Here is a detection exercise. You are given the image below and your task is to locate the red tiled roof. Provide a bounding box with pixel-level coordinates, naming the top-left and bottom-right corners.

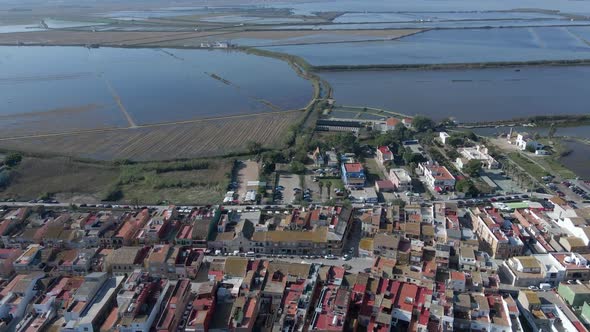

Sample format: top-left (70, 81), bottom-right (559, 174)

top-left (344, 163), bottom-right (363, 173)
top-left (396, 283), bottom-right (418, 313)
top-left (451, 271), bottom-right (465, 281)
top-left (378, 146), bottom-right (392, 154)
top-left (386, 118), bottom-right (401, 126)
top-left (426, 165), bottom-right (455, 181)
top-left (376, 180), bottom-right (395, 189)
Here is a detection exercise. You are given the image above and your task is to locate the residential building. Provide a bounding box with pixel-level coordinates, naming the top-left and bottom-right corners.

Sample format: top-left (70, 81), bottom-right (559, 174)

top-left (517, 290), bottom-right (584, 332)
top-left (113, 209), bottom-right (151, 247)
top-left (348, 187), bottom-right (378, 204)
top-left (553, 253), bottom-right (590, 282)
top-left (375, 180), bottom-right (396, 193)
top-left (312, 147), bottom-right (325, 167)
top-left (156, 279), bottom-right (192, 332)
top-left (13, 244), bottom-right (43, 274)
top-left (63, 272), bottom-right (124, 332)
top-left (326, 151), bottom-right (339, 167)
top-left (389, 168), bottom-right (412, 192)
top-left (341, 162), bottom-right (366, 189)
top-left (439, 132), bottom-right (450, 145)
top-left (456, 145), bottom-right (500, 169)
top-left (310, 266), bottom-right (349, 331)
top-left (104, 246), bottom-right (150, 276)
top-left (501, 254), bottom-right (565, 287)
top-left (470, 207), bottom-right (524, 259)
top-left (384, 117), bottom-right (400, 132)
top-left (419, 163), bottom-right (456, 192)
top-left (376, 146), bottom-right (393, 165)
top-left (115, 271), bottom-right (170, 332)
top-left (146, 244), bottom-right (174, 278)
top-left (185, 282), bottom-right (216, 332)
top-left (360, 207), bottom-right (383, 237)
top-left (0, 248), bottom-right (22, 278)
top-left (0, 272), bottom-right (44, 326)
top-left (515, 133), bottom-right (544, 151)
top-left (558, 281), bottom-right (590, 308)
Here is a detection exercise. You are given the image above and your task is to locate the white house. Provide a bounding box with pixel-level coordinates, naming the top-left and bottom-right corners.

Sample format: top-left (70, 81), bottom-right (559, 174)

top-left (456, 145), bottom-right (499, 169)
top-left (439, 132), bottom-right (450, 145)
top-left (516, 133), bottom-right (544, 151)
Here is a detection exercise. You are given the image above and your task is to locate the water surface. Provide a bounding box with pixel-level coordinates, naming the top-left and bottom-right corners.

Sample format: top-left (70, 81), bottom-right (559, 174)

top-left (262, 27), bottom-right (590, 66)
top-left (560, 140), bottom-right (590, 179)
top-left (321, 66), bottom-right (590, 122)
top-left (0, 46), bottom-right (312, 135)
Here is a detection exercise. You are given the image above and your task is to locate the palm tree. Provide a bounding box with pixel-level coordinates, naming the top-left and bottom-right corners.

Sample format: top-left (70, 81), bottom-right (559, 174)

top-left (318, 181), bottom-right (324, 198)
top-left (326, 181), bottom-right (332, 198)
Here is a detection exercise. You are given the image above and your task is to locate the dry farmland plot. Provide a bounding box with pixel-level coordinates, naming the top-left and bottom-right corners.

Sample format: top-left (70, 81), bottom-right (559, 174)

top-left (0, 111), bottom-right (304, 161)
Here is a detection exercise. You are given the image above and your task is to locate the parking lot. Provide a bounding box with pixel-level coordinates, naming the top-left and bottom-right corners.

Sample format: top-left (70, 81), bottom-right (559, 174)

top-left (276, 173), bottom-right (301, 204)
top-left (236, 160), bottom-right (260, 202)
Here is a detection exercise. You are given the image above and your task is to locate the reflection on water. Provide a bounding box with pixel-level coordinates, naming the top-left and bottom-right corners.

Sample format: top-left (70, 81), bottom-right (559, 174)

top-left (560, 140), bottom-right (590, 179)
top-left (263, 27), bottom-right (590, 66)
top-left (322, 66), bottom-right (590, 122)
top-left (0, 46), bottom-right (312, 131)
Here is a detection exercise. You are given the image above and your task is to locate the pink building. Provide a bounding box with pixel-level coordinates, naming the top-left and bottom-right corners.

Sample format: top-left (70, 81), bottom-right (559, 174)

top-left (376, 146), bottom-right (394, 165)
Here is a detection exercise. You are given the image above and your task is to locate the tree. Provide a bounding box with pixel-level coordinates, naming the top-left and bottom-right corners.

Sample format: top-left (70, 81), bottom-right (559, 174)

top-left (525, 145), bottom-right (536, 153)
top-left (326, 181), bottom-right (332, 197)
top-left (290, 161), bottom-right (306, 174)
top-left (246, 141), bottom-right (262, 155)
top-left (463, 160), bottom-right (482, 177)
top-left (447, 149), bottom-right (460, 160)
top-left (412, 116), bottom-right (435, 133)
top-left (447, 136), bottom-right (464, 148)
top-left (327, 132), bottom-right (359, 153)
top-left (4, 152), bottom-right (22, 167)
top-left (456, 179), bottom-right (480, 197)
top-left (465, 131), bottom-right (478, 142)
top-left (318, 181), bottom-right (324, 198)
top-left (403, 151), bottom-right (426, 164)
top-left (374, 134), bottom-right (394, 148)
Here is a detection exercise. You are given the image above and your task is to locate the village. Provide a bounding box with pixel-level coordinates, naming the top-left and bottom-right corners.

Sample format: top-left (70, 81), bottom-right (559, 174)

top-left (0, 112), bottom-right (589, 332)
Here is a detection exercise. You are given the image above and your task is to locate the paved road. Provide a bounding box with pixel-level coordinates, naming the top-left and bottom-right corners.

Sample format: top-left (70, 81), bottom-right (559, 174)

top-left (205, 255), bottom-right (373, 274)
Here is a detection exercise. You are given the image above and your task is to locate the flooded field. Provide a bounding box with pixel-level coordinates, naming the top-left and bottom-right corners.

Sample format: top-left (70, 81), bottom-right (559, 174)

top-left (560, 140), bottom-right (590, 179)
top-left (0, 46), bottom-right (312, 136)
top-left (333, 11), bottom-right (567, 23)
top-left (262, 27), bottom-right (590, 66)
top-left (273, 0), bottom-right (590, 15)
top-left (322, 66), bottom-right (590, 122)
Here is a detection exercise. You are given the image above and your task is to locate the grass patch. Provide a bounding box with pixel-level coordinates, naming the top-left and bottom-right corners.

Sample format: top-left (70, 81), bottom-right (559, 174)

top-left (508, 152), bottom-right (548, 179)
top-left (115, 159), bottom-right (231, 205)
top-left (541, 157), bottom-right (577, 179)
top-left (0, 156), bottom-right (119, 202)
top-left (0, 156), bottom-right (232, 205)
top-left (364, 158), bottom-right (384, 185)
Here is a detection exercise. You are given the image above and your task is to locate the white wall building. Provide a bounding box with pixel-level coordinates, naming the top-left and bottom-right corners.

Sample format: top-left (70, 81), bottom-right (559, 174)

top-left (456, 145), bottom-right (500, 169)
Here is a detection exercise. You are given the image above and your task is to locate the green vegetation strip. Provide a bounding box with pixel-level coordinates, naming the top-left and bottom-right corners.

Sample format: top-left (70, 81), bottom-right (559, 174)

top-left (507, 152), bottom-right (548, 179)
top-left (312, 58), bottom-right (590, 72)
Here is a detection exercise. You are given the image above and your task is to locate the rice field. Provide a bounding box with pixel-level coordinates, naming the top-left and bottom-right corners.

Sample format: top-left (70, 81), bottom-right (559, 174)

top-left (0, 111), bottom-right (304, 161)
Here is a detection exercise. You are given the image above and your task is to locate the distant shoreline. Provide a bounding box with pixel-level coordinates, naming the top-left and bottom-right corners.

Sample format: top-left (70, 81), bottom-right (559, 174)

top-left (311, 58), bottom-right (590, 72)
